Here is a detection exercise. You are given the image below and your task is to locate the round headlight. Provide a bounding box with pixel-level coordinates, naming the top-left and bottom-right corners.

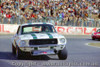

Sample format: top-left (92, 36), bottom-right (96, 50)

top-left (20, 40), bottom-right (26, 46)
top-left (60, 38), bottom-right (65, 43)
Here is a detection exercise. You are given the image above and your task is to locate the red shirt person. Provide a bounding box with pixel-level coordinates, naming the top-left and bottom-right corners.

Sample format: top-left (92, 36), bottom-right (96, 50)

top-left (6, 13), bottom-right (11, 19)
top-left (6, 13), bottom-right (12, 24)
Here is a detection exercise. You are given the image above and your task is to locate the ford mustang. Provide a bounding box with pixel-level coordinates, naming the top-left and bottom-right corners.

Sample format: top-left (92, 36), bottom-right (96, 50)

top-left (12, 23), bottom-right (67, 60)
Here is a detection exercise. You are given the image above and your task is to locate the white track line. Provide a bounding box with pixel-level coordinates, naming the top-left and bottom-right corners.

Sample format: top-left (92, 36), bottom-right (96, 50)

top-left (85, 43), bottom-right (100, 48)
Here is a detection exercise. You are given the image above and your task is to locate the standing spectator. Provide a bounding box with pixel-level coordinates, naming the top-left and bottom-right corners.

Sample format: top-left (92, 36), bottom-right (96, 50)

top-left (6, 12), bottom-right (11, 24)
top-left (50, 8), bottom-right (53, 16)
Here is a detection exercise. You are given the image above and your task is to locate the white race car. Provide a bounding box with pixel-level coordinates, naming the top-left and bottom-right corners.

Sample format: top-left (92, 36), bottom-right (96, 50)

top-left (12, 23), bottom-right (67, 60)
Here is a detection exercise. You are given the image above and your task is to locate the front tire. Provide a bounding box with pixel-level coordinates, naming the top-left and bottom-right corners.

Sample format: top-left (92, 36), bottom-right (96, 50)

top-left (92, 37), bottom-right (95, 40)
top-left (58, 46), bottom-right (68, 60)
top-left (98, 39), bottom-right (100, 41)
top-left (12, 44), bottom-right (16, 54)
top-left (16, 46), bottom-right (23, 59)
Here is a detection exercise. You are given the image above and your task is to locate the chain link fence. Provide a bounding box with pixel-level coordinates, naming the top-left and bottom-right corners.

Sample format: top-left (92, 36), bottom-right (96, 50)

top-left (0, 15), bottom-right (100, 27)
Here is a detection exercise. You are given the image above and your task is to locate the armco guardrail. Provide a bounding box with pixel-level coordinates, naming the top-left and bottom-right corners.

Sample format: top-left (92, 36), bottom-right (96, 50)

top-left (0, 24), bottom-right (99, 35)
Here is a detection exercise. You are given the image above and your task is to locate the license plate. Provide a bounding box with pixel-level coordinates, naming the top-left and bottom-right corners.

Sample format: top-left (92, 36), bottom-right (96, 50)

top-left (33, 50), bottom-right (55, 55)
top-left (39, 46), bottom-right (48, 48)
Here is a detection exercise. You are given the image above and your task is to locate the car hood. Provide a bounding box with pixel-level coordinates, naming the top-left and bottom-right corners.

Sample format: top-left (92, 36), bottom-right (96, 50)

top-left (19, 33), bottom-right (65, 40)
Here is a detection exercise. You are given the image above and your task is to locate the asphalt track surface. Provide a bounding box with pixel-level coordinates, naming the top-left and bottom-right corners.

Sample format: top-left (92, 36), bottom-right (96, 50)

top-left (0, 35), bottom-right (100, 67)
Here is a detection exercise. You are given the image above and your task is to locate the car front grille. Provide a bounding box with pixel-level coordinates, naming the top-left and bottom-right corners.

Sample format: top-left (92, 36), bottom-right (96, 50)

top-left (29, 39), bottom-right (58, 45)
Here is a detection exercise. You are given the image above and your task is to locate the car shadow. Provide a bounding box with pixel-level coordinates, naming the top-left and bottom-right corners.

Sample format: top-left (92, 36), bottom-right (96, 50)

top-left (0, 51), bottom-right (58, 60)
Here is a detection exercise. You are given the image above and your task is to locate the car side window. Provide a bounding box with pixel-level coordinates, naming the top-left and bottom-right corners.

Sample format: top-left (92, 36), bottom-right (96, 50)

top-left (16, 26), bottom-right (20, 34)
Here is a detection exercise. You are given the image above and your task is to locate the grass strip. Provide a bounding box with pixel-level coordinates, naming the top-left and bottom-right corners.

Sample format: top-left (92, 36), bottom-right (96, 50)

top-left (88, 43), bottom-right (100, 47)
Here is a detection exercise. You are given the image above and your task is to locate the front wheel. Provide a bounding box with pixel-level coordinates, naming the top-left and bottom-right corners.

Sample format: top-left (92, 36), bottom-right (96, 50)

top-left (12, 44), bottom-right (16, 54)
top-left (58, 46), bottom-right (68, 60)
top-left (98, 39), bottom-right (100, 41)
top-left (92, 37), bottom-right (95, 40)
top-left (16, 46), bottom-right (23, 59)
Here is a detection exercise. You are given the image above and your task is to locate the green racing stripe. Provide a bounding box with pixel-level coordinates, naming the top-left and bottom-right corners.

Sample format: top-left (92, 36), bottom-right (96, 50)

top-left (47, 33), bottom-right (53, 39)
top-left (31, 33), bottom-right (37, 39)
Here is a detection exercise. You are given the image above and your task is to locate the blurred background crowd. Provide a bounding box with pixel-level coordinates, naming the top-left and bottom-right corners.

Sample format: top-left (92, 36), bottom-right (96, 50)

top-left (0, 0), bottom-right (100, 27)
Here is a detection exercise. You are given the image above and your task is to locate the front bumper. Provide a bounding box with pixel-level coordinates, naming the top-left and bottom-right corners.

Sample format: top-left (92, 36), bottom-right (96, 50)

top-left (19, 44), bottom-right (66, 52)
top-left (92, 35), bottom-right (100, 39)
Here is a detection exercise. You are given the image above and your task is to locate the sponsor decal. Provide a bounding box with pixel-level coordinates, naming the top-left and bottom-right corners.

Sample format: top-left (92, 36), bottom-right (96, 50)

top-left (84, 27), bottom-right (97, 35)
top-left (56, 27), bottom-right (65, 33)
top-left (0, 24), bottom-right (99, 35)
top-left (55, 26), bottom-right (98, 35)
top-left (66, 27), bottom-right (83, 34)
top-left (56, 26), bottom-right (83, 34)
top-left (0, 24), bottom-right (18, 33)
top-left (23, 27), bottom-right (32, 32)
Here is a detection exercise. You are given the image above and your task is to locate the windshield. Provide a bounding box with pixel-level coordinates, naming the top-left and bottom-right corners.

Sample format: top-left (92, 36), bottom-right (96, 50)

top-left (21, 24), bottom-right (57, 34)
top-left (97, 29), bottom-right (100, 32)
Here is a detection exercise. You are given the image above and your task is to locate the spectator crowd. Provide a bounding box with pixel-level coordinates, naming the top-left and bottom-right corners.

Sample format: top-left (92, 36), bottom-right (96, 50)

top-left (0, 0), bottom-right (100, 26)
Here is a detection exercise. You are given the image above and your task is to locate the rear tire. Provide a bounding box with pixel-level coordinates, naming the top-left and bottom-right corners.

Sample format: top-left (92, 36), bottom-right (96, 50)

top-left (12, 44), bottom-right (16, 54)
top-left (58, 46), bottom-right (68, 60)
